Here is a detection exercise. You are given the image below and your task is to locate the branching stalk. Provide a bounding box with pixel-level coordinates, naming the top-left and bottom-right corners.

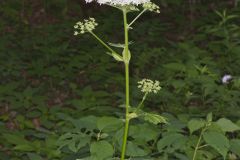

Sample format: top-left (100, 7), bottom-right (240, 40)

top-left (89, 31), bottom-right (119, 56)
top-left (192, 128), bottom-right (205, 160)
top-left (128, 9), bottom-right (147, 28)
top-left (135, 92), bottom-right (148, 112)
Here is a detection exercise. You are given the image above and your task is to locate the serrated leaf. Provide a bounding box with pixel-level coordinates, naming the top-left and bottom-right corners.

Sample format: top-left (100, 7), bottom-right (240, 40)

top-left (216, 118), bottom-right (240, 132)
top-left (126, 141), bottom-right (148, 157)
top-left (157, 133), bottom-right (187, 153)
top-left (57, 132), bottom-right (90, 153)
top-left (143, 112), bottom-right (167, 125)
top-left (90, 141), bottom-right (114, 160)
top-left (188, 119), bottom-right (205, 134)
top-left (97, 116), bottom-right (122, 132)
top-left (203, 131), bottom-right (230, 159)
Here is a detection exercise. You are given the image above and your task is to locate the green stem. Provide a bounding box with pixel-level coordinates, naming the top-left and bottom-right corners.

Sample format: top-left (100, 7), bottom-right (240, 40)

top-left (192, 128), bottom-right (205, 160)
top-left (135, 93), bottom-right (148, 112)
top-left (128, 9), bottom-right (147, 28)
top-left (89, 31), bottom-right (118, 56)
top-left (121, 9), bottom-right (130, 160)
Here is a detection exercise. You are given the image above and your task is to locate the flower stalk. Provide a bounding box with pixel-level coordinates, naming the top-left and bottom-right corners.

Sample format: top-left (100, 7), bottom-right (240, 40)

top-left (121, 8), bottom-right (130, 160)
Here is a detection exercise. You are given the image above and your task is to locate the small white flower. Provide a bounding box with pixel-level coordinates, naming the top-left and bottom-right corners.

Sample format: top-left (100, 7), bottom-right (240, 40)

top-left (222, 75), bottom-right (232, 84)
top-left (74, 18), bottom-right (98, 35)
top-left (143, 2), bottom-right (160, 13)
top-left (85, 0), bottom-right (150, 6)
top-left (138, 79), bottom-right (161, 94)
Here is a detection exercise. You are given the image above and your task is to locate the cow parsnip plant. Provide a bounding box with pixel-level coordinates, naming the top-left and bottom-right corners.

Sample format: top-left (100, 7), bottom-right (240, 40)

top-left (74, 0), bottom-right (165, 159)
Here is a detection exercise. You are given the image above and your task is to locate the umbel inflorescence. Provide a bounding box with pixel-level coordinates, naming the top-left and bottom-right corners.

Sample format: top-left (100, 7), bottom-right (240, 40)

top-left (74, 18), bottom-right (98, 35)
top-left (138, 79), bottom-right (161, 94)
top-left (85, 0), bottom-right (150, 5)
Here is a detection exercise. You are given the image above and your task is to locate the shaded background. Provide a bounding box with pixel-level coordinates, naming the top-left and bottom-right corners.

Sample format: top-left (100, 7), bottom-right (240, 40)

top-left (0, 0), bottom-right (240, 159)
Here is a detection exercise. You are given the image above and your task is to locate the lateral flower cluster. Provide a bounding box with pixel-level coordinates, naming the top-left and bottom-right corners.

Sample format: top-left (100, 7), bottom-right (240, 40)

top-left (74, 18), bottom-right (98, 35)
top-left (85, 0), bottom-right (150, 5)
top-left (143, 2), bottom-right (160, 13)
top-left (138, 79), bottom-right (161, 94)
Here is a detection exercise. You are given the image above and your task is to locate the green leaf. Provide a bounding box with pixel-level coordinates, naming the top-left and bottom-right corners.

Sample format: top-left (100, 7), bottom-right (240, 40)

top-left (90, 141), bottom-right (114, 160)
top-left (187, 119), bottom-right (205, 134)
top-left (57, 132), bottom-right (90, 153)
top-left (108, 41), bottom-right (133, 48)
top-left (216, 118), bottom-right (240, 132)
top-left (13, 145), bottom-right (35, 152)
top-left (112, 53), bottom-right (123, 62)
top-left (157, 133), bottom-right (187, 153)
top-left (203, 131), bottom-right (230, 159)
top-left (108, 42), bottom-right (125, 48)
top-left (126, 141), bottom-right (148, 157)
top-left (230, 139), bottom-right (240, 157)
top-left (206, 112), bottom-right (213, 122)
top-left (27, 153), bottom-right (43, 160)
top-left (142, 112), bottom-right (167, 125)
top-left (97, 116), bottom-right (122, 132)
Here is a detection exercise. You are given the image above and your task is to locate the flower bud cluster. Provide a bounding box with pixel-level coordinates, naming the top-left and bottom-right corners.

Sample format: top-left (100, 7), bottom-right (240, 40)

top-left (74, 18), bottom-right (98, 35)
top-left (138, 79), bottom-right (161, 94)
top-left (143, 2), bottom-right (160, 13)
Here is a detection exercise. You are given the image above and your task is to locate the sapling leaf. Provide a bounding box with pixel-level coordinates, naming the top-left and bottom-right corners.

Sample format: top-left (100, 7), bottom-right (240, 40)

top-left (97, 116), bottom-right (122, 132)
top-left (203, 131), bottom-right (230, 159)
top-left (216, 118), bottom-right (240, 132)
top-left (188, 119), bottom-right (205, 134)
top-left (90, 141), bottom-right (114, 160)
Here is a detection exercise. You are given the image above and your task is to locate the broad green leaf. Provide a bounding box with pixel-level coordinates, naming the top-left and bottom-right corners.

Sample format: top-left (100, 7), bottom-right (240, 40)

top-left (143, 112), bottom-right (167, 125)
top-left (13, 144), bottom-right (35, 152)
top-left (97, 116), bottom-right (122, 132)
top-left (203, 131), bottom-right (230, 159)
top-left (188, 119), bottom-right (205, 134)
top-left (230, 139), bottom-right (240, 157)
top-left (216, 118), bottom-right (240, 132)
top-left (57, 132), bottom-right (90, 153)
top-left (126, 141), bottom-right (148, 157)
top-left (129, 123), bottom-right (159, 142)
top-left (27, 153), bottom-right (43, 160)
top-left (3, 134), bottom-right (28, 145)
top-left (157, 133), bottom-right (187, 153)
top-left (90, 141), bottom-right (114, 160)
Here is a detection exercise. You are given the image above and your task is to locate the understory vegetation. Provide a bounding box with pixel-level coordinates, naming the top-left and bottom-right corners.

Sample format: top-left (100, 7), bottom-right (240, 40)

top-left (0, 0), bottom-right (240, 160)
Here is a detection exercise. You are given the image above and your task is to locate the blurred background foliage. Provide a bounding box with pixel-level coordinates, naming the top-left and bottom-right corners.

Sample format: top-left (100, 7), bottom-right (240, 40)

top-left (0, 0), bottom-right (240, 159)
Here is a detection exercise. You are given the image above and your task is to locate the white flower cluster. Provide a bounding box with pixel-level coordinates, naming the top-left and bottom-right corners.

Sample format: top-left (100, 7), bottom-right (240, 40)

top-left (143, 2), bottom-right (160, 13)
top-left (85, 0), bottom-right (150, 6)
top-left (138, 79), bottom-right (161, 94)
top-left (74, 18), bottom-right (98, 35)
